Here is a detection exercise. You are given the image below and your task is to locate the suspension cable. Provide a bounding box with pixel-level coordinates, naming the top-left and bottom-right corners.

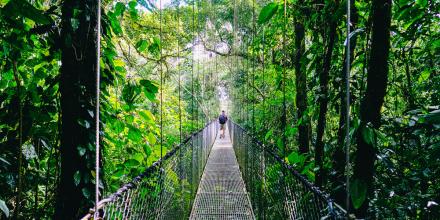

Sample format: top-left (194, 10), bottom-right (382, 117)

top-left (192, 0), bottom-right (195, 130)
top-left (196, 58), bottom-right (199, 127)
top-left (252, 0), bottom-right (256, 134)
top-left (158, 0), bottom-right (164, 214)
top-left (282, 0), bottom-right (287, 155)
top-left (176, 2), bottom-right (184, 214)
top-left (345, 0), bottom-right (351, 216)
top-left (159, 0), bottom-right (163, 163)
top-left (196, 0), bottom-right (200, 128)
top-left (177, 1), bottom-right (182, 143)
top-left (94, 0), bottom-right (101, 218)
top-left (262, 26), bottom-right (266, 128)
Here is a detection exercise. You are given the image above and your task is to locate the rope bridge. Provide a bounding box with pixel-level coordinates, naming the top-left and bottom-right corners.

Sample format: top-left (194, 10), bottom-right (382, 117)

top-left (82, 120), bottom-right (345, 219)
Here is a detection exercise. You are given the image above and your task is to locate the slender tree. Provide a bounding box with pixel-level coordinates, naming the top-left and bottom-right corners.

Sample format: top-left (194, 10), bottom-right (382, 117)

top-left (293, 3), bottom-right (309, 154)
top-left (55, 0), bottom-right (99, 218)
top-left (315, 2), bottom-right (338, 187)
top-left (352, 0), bottom-right (392, 217)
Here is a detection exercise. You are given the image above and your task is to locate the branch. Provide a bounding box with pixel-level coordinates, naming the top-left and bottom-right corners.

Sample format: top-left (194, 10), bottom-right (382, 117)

top-left (247, 80), bottom-right (267, 100)
top-left (172, 74), bottom-right (210, 119)
top-left (198, 31), bottom-right (250, 58)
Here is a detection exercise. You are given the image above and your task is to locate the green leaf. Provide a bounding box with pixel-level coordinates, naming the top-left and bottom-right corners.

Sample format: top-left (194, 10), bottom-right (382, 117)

top-left (114, 2), bottom-right (126, 16)
top-left (421, 110), bottom-right (440, 125)
top-left (287, 151), bottom-right (300, 164)
top-left (416, 0), bottom-right (428, 7)
top-left (140, 79), bottom-right (158, 101)
top-left (418, 69), bottom-right (430, 83)
top-left (128, 1), bottom-right (137, 10)
top-left (133, 153), bottom-right (144, 163)
top-left (0, 157), bottom-right (10, 166)
top-left (0, 199), bottom-right (9, 217)
top-left (113, 169), bottom-right (125, 178)
top-left (398, 0), bottom-right (410, 5)
top-left (0, 0), bottom-right (10, 7)
top-left (146, 132), bottom-right (156, 145)
top-left (350, 178), bottom-right (367, 209)
top-left (397, 7), bottom-right (411, 20)
top-left (430, 39), bottom-right (440, 50)
top-left (124, 159), bottom-right (140, 167)
top-left (276, 138), bottom-right (283, 151)
top-left (136, 40), bottom-right (148, 52)
top-left (78, 119), bottom-right (91, 129)
top-left (74, 171), bottom-right (81, 186)
top-left (148, 37), bottom-right (161, 56)
top-left (139, 110), bottom-right (154, 121)
top-left (125, 115), bottom-right (134, 124)
top-left (109, 15), bottom-right (122, 34)
top-left (258, 3), bottom-right (278, 24)
top-left (113, 119), bottom-right (124, 133)
top-left (128, 126), bottom-right (142, 142)
top-left (77, 146), bottom-right (86, 156)
top-left (286, 126), bottom-right (298, 136)
top-left (3, 0), bottom-right (53, 24)
top-left (403, 13), bottom-right (423, 30)
top-left (264, 129), bottom-right (273, 141)
top-left (114, 59), bottom-right (125, 67)
top-left (143, 144), bottom-right (152, 155)
top-left (128, 0), bottom-right (138, 18)
top-left (82, 188), bottom-right (91, 199)
top-left (361, 124), bottom-right (375, 146)
top-left (70, 18), bottom-right (79, 30)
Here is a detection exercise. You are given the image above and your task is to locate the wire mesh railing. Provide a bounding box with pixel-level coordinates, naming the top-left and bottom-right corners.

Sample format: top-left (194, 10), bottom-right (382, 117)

top-left (228, 121), bottom-right (346, 220)
top-left (82, 121), bottom-right (217, 220)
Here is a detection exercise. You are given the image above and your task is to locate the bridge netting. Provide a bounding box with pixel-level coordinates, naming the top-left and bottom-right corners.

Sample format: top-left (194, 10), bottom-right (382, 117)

top-left (83, 120), bottom-right (345, 219)
top-left (229, 122), bottom-right (346, 219)
top-left (82, 122), bottom-right (217, 220)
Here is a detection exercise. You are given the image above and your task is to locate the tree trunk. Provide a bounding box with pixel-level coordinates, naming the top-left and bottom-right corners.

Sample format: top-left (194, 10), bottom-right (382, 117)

top-left (294, 17), bottom-right (309, 154)
top-left (353, 0), bottom-right (392, 217)
top-left (315, 12), bottom-right (337, 187)
top-left (55, 0), bottom-right (99, 218)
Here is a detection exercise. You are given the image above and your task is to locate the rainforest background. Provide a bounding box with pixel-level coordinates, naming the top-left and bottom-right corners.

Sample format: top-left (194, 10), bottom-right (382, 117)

top-left (0, 0), bottom-right (439, 218)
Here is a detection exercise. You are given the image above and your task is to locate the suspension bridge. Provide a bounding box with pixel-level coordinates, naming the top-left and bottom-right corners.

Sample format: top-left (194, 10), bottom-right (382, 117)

top-left (82, 0), bottom-right (351, 218)
top-left (81, 120), bottom-right (346, 219)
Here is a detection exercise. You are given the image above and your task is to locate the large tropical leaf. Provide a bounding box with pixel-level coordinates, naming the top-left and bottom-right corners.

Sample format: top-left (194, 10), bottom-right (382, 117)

top-left (258, 2), bottom-right (278, 24)
top-left (3, 0), bottom-right (53, 25)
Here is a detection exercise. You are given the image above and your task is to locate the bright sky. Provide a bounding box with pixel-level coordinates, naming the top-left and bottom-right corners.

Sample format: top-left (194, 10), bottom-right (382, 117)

top-left (151, 0), bottom-right (172, 9)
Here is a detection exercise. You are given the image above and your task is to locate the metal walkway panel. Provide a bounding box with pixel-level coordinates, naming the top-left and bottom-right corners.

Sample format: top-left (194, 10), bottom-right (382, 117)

top-left (190, 128), bottom-right (255, 220)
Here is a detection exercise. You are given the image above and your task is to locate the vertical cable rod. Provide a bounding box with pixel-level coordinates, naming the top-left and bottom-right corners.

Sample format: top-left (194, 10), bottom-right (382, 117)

top-left (191, 0), bottom-right (196, 130)
top-left (262, 26), bottom-right (266, 127)
top-left (158, 0), bottom-right (165, 216)
top-left (252, 0), bottom-right (256, 134)
top-left (345, 0), bottom-right (351, 216)
top-left (177, 1), bottom-right (182, 143)
top-left (159, 0), bottom-right (163, 162)
top-left (94, 0), bottom-right (101, 218)
top-left (196, 0), bottom-right (200, 129)
top-left (282, 0), bottom-right (287, 155)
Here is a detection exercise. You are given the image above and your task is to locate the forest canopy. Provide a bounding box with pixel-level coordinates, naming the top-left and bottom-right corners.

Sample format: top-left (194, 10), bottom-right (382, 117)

top-left (0, 0), bottom-right (439, 219)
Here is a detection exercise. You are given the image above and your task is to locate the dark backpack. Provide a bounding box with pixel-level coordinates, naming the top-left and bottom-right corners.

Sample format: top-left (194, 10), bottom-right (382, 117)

top-left (219, 115), bottom-right (227, 124)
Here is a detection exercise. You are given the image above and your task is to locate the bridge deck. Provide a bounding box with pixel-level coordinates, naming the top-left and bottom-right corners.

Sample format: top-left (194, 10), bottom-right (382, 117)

top-left (190, 127), bottom-right (255, 220)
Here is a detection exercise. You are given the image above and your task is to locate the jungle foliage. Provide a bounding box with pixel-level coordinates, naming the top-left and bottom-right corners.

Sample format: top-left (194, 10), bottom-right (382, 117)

top-left (222, 0), bottom-right (439, 218)
top-left (0, 0), bottom-right (439, 219)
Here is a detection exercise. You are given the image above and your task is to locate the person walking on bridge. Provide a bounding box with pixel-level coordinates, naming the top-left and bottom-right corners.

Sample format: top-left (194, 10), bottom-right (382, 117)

top-left (218, 110), bottom-right (228, 139)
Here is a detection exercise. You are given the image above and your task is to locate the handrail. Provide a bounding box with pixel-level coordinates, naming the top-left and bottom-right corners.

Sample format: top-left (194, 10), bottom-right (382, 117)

top-left (82, 120), bottom-right (217, 219)
top-left (229, 120), bottom-right (346, 219)
top-left (233, 122), bottom-right (334, 202)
